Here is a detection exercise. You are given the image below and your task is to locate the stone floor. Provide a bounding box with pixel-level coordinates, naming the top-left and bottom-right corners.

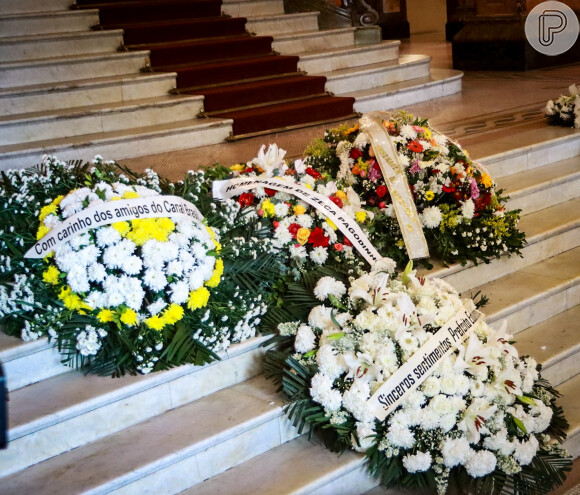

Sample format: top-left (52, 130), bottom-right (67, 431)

top-left (120, 31), bottom-right (580, 181)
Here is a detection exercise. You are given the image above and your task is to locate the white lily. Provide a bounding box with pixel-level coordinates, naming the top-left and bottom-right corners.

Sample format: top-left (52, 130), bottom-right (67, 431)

top-left (459, 397), bottom-right (497, 443)
top-left (251, 144), bottom-right (287, 177)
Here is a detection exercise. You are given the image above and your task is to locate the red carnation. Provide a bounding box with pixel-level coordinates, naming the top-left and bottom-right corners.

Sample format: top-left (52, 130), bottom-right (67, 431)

top-left (350, 148), bottom-right (363, 160)
top-left (408, 140), bottom-right (424, 153)
top-left (273, 221), bottom-right (279, 229)
top-left (329, 195), bottom-right (343, 208)
top-left (305, 167), bottom-right (322, 180)
top-left (442, 185), bottom-right (456, 194)
top-left (264, 188), bottom-right (277, 197)
top-left (243, 167), bottom-right (254, 174)
top-left (308, 227), bottom-right (330, 248)
top-left (376, 185), bottom-right (388, 198)
top-left (288, 223), bottom-right (301, 238)
top-left (343, 236), bottom-right (353, 247)
top-left (238, 192), bottom-right (255, 207)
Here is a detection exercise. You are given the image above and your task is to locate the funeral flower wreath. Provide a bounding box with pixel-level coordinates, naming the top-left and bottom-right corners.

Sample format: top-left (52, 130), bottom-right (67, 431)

top-left (0, 156), bottom-right (282, 376)
top-left (264, 262), bottom-right (571, 494)
top-left (545, 84), bottom-right (580, 129)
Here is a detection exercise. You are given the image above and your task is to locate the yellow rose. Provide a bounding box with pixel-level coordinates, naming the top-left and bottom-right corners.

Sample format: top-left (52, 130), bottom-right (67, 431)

top-left (335, 190), bottom-right (347, 201)
top-left (293, 204), bottom-right (306, 216)
top-left (296, 228), bottom-right (311, 245)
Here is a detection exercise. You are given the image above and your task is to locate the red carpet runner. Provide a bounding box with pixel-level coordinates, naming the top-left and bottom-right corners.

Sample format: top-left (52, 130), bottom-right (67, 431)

top-left (74, 0), bottom-right (356, 136)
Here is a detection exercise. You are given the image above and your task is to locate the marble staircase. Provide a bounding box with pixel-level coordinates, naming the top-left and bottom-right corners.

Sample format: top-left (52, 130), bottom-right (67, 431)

top-left (0, 0), bottom-right (461, 169)
top-left (0, 121), bottom-right (579, 493)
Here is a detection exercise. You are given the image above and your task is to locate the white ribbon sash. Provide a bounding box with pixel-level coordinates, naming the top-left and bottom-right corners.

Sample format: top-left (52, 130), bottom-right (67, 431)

top-left (366, 300), bottom-right (483, 421)
top-left (212, 177), bottom-right (384, 266)
top-left (26, 196), bottom-right (204, 259)
top-left (359, 112), bottom-right (429, 260)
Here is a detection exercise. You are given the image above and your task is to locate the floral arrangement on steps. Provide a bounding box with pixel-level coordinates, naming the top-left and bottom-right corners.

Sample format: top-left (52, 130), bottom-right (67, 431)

top-left (302, 111), bottom-right (526, 268)
top-left (545, 84), bottom-right (580, 129)
top-left (263, 262), bottom-right (571, 494)
top-left (0, 156), bottom-right (283, 377)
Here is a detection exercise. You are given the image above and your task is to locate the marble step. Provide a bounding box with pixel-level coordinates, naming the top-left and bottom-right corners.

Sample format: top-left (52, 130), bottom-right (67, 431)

top-left (0, 0), bottom-right (70, 15)
top-left (323, 54), bottom-right (431, 95)
top-left (272, 27), bottom-right (356, 55)
top-left (558, 373), bottom-right (580, 458)
top-left (298, 41), bottom-right (400, 74)
top-left (0, 332), bottom-right (68, 392)
top-left (183, 435), bottom-right (378, 495)
top-left (0, 336), bottom-right (268, 477)
top-left (0, 117), bottom-right (233, 170)
top-left (348, 68), bottom-right (463, 114)
top-left (0, 30), bottom-right (124, 62)
top-left (0, 9), bottom-right (99, 38)
top-left (465, 246), bottom-right (580, 335)
top-left (0, 95), bottom-right (204, 146)
top-left (496, 155), bottom-right (580, 214)
top-left (0, 50), bottom-right (149, 89)
top-left (0, 375), bottom-right (298, 495)
top-left (245, 12), bottom-right (320, 36)
top-left (221, 0), bottom-right (284, 17)
top-left (516, 306), bottom-right (580, 387)
top-left (474, 126), bottom-right (580, 179)
top-left (0, 72), bottom-right (177, 116)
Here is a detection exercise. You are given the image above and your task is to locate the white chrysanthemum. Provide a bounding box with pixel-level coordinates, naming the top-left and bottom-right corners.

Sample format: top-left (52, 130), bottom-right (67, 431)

top-left (289, 244), bottom-right (307, 259)
top-left (295, 324), bottom-right (317, 353)
top-left (274, 202), bottom-right (289, 217)
top-left (296, 214), bottom-right (313, 229)
top-left (465, 450), bottom-right (497, 477)
top-left (421, 376), bottom-right (441, 397)
top-left (122, 255), bottom-right (143, 276)
top-left (317, 344), bottom-right (347, 379)
top-left (442, 436), bottom-right (473, 468)
top-left (353, 422), bottom-right (376, 452)
top-left (313, 277), bottom-right (347, 301)
top-left (513, 436), bottom-right (539, 465)
top-left (148, 299), bottom-right (167, 316)
top-left (483, 428), bottom-right (515, 456)
top-left (461, 198), bottom-right (475, 220)
top-left (421, 206), bottom-right (442, 229)
top-left (310, 246), bottom-right (328, 265)
top-left (342, 379), bottom-right (373, 423)
top-left (310, 373), bottom-right (342, 411)
top-left (143, 268), bottom-right (167, 292)
top-left (386, 426), bottom-right (415, 449)
top-left (400, 124), bottom-right (418, 140)
top-left (169, 281), bottom-right (190, 305)
top-left (403, 451), bottom-right (432, 473)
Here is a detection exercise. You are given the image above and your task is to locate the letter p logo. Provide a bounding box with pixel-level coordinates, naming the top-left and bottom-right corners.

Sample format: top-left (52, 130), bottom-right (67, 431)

top-left (526, 1), bottom-right (579, 56)
top-left (539, 10), bottom-right (567, 46)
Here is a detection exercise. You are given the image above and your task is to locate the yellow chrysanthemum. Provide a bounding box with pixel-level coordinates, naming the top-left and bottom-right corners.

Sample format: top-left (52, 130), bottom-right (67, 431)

top-left (112, 221), bottom-right (130, 236)
top-left (120, 308), bottom-right (138, 326)
top-left (335, 190), bottom-right (347, 201)
top-left (260, 199), bottom-right (275, 217)
top-left (97, 309), bottom-right (115, 323)
top-left (187, 287), bottom-right (210, 310)
top-left (326, 218), bottom-right (337, 230)
top-left (478, 173), bottom-right (493, 188)
top-left (110, 196), bottom-right (122, 201)
top-left (304, 183), bottom-right (313, 190)
top-left (63, 293), bottom-right (86, 311)
top-left (42, 266), bottom-right (60, 285)
top-left (163, 303), bottom-right (184, 325)
top-left (39, 203), bottom-right (58, 222)
top-left (205, 258), bottom-right (224, 288)
top-left (206, 226), bottom-right (216, 239)
top-left (36, 225), bottom-right (50, 240)
top-left (156, 217), bottom-right (175, 233)
top-left (293, 205), bottom-right (306, 216)
top-left (230, 163), bottom-right (245, 172)
top-left (423, 128), bottom-right (432, 139)
top-left (145, 315), bottom-right (165, 331)
top-left (122, 191), bottom-right (140, 199)
top-left (58, 285), bottom-right (72, 300)
top-left (212, 239), bottom-right (222, 252)
top-left (355, 211), bottom-right (367, 223)
top-left (425, 191), bottom-right (435, 201)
